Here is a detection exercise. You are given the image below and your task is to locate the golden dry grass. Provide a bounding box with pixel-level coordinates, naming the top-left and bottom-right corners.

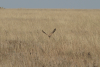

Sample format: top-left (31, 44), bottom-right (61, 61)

top-left (0, 9), bottom-right (100, 67)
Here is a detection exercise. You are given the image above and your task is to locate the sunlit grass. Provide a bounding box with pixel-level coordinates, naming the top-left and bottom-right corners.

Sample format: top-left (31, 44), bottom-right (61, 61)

top-left (0, 9), bottom-right (100, 67)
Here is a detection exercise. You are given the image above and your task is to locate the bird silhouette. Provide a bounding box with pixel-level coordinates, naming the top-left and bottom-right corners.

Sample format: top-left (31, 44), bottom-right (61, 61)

top-left (42, 28), bottom-right (56, 38)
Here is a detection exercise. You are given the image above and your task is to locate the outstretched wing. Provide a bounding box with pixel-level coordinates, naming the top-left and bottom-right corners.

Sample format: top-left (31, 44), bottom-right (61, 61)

top-left (42, 30), bottom-right (48, 35)
top-left (51, 28), bottom-right (56, 33)
top-left (49, 28), bottom-right (56, 37)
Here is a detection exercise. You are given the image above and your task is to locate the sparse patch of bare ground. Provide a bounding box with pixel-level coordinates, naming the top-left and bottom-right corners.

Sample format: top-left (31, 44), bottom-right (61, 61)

top-left (0, 9), bottom-right (100, 67)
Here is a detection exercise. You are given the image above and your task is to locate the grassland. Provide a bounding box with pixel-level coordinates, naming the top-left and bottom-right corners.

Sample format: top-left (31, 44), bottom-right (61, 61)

top-left (0, 9), bottom-right (100, 67)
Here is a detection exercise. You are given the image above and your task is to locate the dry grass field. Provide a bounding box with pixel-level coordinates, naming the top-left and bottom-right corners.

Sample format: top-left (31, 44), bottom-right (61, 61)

top-left (0, 9), bottom-right (100, 67)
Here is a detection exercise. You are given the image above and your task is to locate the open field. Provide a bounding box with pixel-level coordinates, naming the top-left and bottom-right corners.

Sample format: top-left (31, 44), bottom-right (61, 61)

top-left (0, 9), bottom-right (100, 67)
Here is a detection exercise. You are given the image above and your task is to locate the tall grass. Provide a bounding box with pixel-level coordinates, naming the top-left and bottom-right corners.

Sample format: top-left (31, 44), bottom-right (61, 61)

top-left (0, 9), bottom-right (100, 67)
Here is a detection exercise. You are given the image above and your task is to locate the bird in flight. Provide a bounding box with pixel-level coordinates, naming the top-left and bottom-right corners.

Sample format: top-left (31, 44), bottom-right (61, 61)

top-left (42, 28), bottom-right (56, 38)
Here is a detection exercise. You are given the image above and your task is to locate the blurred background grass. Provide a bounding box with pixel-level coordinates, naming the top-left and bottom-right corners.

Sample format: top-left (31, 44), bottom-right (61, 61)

top-left (0, 9), bottom-right (100, 67)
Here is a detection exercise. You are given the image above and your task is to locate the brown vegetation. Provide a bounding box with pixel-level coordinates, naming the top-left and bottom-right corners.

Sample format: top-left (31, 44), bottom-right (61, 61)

top-left (0, 9), bottom-right (100, 67)
top-left (0, 7), bottom-right (5, 9)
